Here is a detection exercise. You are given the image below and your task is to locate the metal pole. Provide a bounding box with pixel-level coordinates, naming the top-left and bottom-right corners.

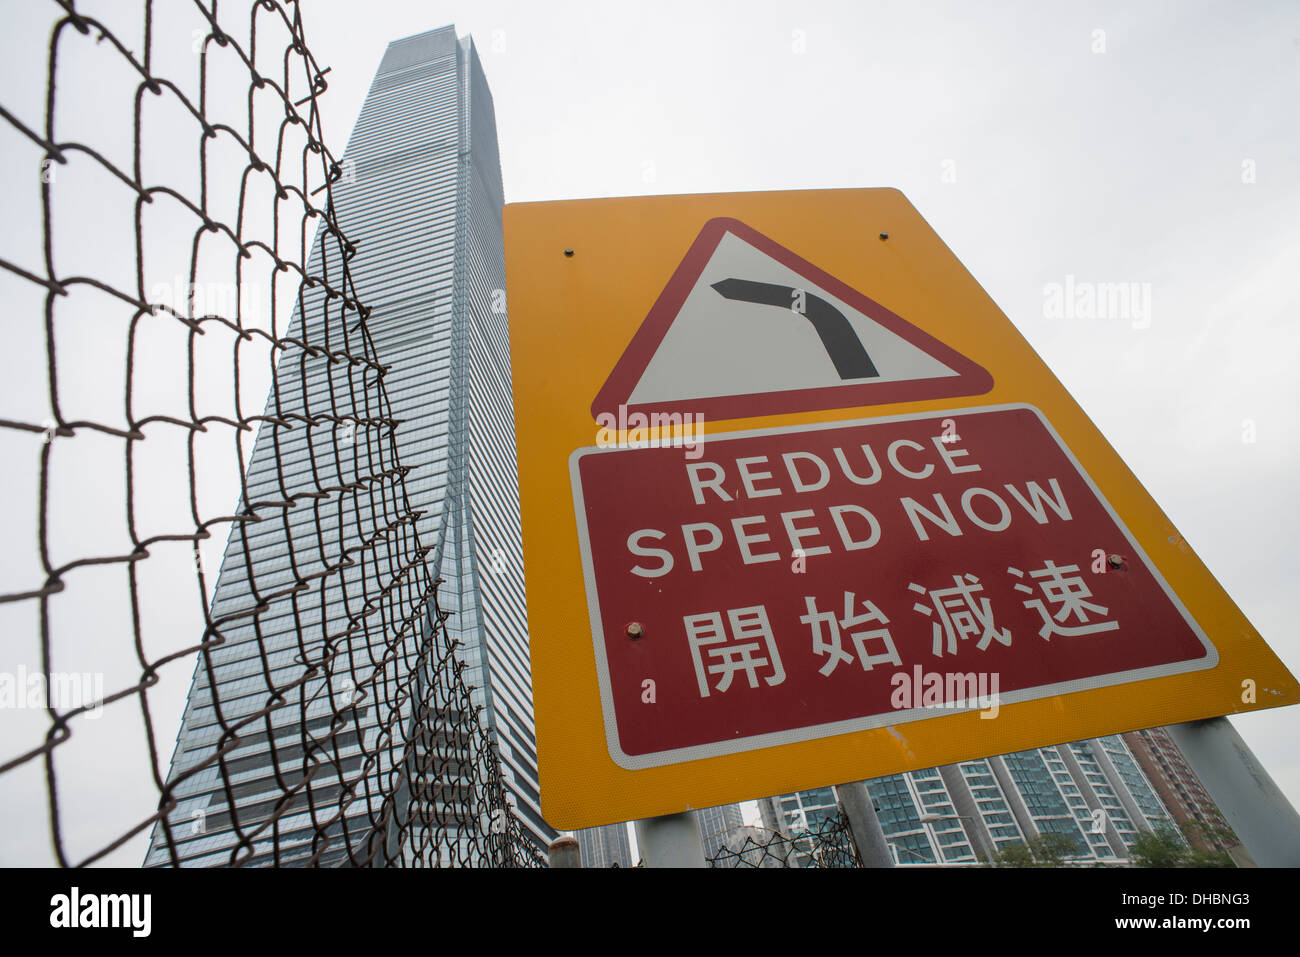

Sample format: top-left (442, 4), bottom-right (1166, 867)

top-left (548, 835), bottom-right (582, 868)
top-left (837, 780), bottom-right (895, 867)
top-left (634, 812), bottom-right (707, 868)
top-left (1166, 716), bottom-right (1300, 867)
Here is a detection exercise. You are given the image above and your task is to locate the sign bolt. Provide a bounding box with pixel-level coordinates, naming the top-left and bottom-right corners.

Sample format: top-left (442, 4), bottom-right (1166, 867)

top-left (625, 621), bottom-right (645, 640)
top-left (879, 232), bottom-right (889, 240)
top-left (564, 248), bottom-right (574, 257)
top-left (1107, 553), bottom-right (1128, 570)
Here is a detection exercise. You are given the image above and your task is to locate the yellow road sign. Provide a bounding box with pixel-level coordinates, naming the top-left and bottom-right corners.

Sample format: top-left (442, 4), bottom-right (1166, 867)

top-left (504, 187), bottom-right (1298, 830)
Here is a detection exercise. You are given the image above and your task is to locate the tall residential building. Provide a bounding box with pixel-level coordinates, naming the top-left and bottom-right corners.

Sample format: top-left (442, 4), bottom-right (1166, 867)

top-left (1122, 728), bottom-right (1241, 855)
top-left (760, 733), bottom-right (1181, 866)
top-left (575, 823), bottom-right (635, 868)
top-left (145, 26), bottom-right (552, 865)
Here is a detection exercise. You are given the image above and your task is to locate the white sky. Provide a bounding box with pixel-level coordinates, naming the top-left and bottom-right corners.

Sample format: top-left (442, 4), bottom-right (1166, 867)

top-left (303, 0), bottom-right (1300, 833)
top-left (1, 0), bottom-right (1297, 864)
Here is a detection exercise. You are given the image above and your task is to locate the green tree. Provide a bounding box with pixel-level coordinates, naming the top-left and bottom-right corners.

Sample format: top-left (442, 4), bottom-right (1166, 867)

top-left (983, 841), bottom-right (1035, 867)
top-left (1129, 826), bottom-right (1234, 868)
top-left (1181, 818), bottom-right (1240, 853)
top-left (1128, 827), bottom-right (1186, 867)
top-left (1183, 847), bottom-right (1235, 868)
top-left (983, 832), bottom-right (1082, 867)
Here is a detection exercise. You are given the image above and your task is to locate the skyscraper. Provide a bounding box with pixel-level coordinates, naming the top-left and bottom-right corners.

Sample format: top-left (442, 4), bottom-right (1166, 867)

top-left (574, 822), bottom-right (635, 868)
top-left (694, 803), bottom-right (745, 861)
top-left (145, 25), bottom-right (552, 865)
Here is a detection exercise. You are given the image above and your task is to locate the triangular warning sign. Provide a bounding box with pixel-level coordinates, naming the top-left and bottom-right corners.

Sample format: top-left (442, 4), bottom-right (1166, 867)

top-left (592, 217), bottom-right (993, 422)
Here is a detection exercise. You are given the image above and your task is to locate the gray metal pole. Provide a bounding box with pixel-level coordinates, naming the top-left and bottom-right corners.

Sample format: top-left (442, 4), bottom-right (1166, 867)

top-left (548, 835), bottom-right (582, 868)
top-left (837, 780), bottom-right (895, 867)
top-left (634, 812), bottom-right (707, 868)
top-left (1166, 716), bottom-right (1300, 867)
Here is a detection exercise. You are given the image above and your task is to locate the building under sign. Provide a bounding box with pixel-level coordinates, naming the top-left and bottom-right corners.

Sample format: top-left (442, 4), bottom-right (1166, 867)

top-left (759, 733), bottom-right (1184, 866)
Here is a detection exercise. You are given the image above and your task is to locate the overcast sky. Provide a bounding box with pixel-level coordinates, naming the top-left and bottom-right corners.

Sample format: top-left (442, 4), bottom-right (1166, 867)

top-left (300, 0), bottom-right (1300, 834)
top-left (1, 0), bottom-right (1297, 864)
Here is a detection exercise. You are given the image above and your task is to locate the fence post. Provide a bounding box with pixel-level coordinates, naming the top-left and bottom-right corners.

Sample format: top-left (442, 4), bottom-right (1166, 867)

top-left (837, 780), bottom-right (895, 867)
top-left (548, 835), bottom-right (582, 868)
top-left (634, 812), bottom-right (707, 867)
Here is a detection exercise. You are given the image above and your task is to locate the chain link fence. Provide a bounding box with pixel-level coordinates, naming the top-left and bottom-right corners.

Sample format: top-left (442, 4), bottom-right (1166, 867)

top-left (0, 0), bottom-right (541, 867)
top-left (704, 816), bottom-right (861, 868)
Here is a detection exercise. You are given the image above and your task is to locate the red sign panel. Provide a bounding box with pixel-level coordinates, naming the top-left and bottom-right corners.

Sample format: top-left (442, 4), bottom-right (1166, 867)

top-left (570, 404), bottom-right (1216, 769)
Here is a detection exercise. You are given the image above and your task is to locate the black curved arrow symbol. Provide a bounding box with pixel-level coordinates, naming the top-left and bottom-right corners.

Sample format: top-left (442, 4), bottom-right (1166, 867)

top-left (710, 278), bottom-right (880, 380)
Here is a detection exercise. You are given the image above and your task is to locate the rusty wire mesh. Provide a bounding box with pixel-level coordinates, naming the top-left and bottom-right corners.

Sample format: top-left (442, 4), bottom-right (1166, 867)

top-left (0, 0), bottom-right (542, 867)
top-left (705, 816), bottom-right (861, 869)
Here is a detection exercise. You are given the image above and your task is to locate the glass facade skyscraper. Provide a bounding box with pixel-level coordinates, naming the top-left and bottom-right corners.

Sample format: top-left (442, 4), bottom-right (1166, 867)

top-left (145, 26), bottom-right (552, 865)
top-left (574, 822), bottom-right (635, 868)
top-left (694, 803), bottom-right (745, 861)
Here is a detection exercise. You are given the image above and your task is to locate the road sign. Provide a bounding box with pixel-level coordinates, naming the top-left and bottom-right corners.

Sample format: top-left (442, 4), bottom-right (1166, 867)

top-left (504, 187), bottom-right (1299, 830)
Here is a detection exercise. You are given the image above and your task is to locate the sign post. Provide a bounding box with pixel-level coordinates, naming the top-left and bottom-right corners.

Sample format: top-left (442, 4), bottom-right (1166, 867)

top-left (837, 781), bottom-right (894, 868)
top-left (633, 813), bottom-right (707, 869)
top-left (1166, 717), bottom-right (1300, 867)
top-left (505, 187), bottom-right (1299, 842)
